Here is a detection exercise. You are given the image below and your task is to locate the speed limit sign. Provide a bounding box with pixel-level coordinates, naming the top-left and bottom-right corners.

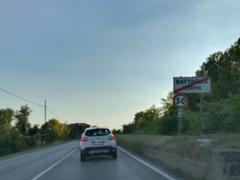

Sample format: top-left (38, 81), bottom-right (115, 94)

top-left (174, 94), bottom-right (188, 108)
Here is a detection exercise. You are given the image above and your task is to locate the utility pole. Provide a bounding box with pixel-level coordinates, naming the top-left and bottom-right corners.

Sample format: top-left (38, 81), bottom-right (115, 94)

top-left (43, 100), bottom-right (47, 144)
top-left (44, 100), bottom-right (47, 124)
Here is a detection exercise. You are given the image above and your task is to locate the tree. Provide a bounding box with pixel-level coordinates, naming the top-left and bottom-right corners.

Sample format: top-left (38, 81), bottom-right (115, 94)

top-left (196, 38), bottom-right (240, 101)
top-left (112, 129), bottom-right (122, 134)
top-left (122, 122), bottom-right (136, 134)
top-left (0, 108), bottom-right (14, 132)
top-left (28, 125), bottom-right (40, 136)
top-left (0, 128), bottom-right (27, 156)
top-left (41, 119), bottom-right (70, 142)
top-left (0, 108), bottom-right (28, 156)
top-left (15, 105), bottom-right (31, 135)
top-left (158, 105), bottom-right (178, 135)
top-left (121, 106), bottom-right (161, 134)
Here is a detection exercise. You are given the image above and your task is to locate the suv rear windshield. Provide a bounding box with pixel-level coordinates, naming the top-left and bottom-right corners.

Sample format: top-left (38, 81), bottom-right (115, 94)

top-left (85, 129), bottom-right (110, 137)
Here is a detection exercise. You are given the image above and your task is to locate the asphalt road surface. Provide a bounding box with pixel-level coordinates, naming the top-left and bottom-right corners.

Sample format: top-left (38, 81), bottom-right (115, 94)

top-left (0, 141), bottom-right (177, 180)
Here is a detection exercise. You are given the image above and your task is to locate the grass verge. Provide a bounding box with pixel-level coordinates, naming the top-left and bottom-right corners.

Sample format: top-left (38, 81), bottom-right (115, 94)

top-left (117, 134), bottom-right (240, 180)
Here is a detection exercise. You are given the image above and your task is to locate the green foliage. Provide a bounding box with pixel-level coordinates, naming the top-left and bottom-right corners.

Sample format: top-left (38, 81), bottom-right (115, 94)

top-left (183, 110), bottom-right (201, 135)
top-left (120, 38), bottom-right (240, 135)
top-left (134, 106), bottom-right (161, 134)
top-left (203, 95), bottom-right (240, 133)
top-left (0, 128), bottom-right (27, 156)
top-left (122, 122), bottom-right (136, 134)
top-left (15, 105), bottom-right (31, 135)
top-left (28, 125), bottom-right (40, 136)
top-left (0, 108), bottom-right (14, 132)
top-left (121, 106), bottom-right (163, 134)
top-left (158, 106), bottom-right (178, 135)
top-left (0, 106), bottom-right (70, 157)
top-left (41, 119), bottom-right (70, 142)
top-left (0, 106), bottom-right (36, 156)
top-left (197, 39), bottom-right (240, 101)
top-left (112, 129), bottom-right (122, 134)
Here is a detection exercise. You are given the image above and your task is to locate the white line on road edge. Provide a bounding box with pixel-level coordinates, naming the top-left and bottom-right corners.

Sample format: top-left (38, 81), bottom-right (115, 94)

top-left (118, 146), bottom-right (177, 180)
top-left (31, 149), bottom-right (77, 180)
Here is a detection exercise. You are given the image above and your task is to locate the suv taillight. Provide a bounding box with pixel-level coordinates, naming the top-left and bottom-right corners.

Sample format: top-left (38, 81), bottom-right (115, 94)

top-left (80, 137), bottom-right (88, 142)
top-left (109, 135), bottom-right (116, 141)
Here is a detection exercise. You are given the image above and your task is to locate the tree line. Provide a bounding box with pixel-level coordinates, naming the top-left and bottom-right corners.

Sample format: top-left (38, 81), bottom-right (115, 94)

top-left (0, 105), bottom-right (70, 156)
top-left (117, 38), bottom-right (240, 135)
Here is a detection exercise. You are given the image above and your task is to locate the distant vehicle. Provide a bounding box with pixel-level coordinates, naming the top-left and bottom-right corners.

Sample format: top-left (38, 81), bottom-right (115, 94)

top-left (79, 127), bottom-right (117, 161)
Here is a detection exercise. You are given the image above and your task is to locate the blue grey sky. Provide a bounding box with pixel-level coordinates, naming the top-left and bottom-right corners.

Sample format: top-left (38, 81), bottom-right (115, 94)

top-left (0, 0), bottom-right (240, 129)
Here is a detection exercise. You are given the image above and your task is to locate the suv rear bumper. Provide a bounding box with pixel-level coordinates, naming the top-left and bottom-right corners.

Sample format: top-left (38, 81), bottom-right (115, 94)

top-left (81, 146), bottom-right (117, 156)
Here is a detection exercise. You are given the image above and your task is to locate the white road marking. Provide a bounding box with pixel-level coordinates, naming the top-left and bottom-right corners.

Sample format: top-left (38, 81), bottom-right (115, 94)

top-left (118, 146), bottom-right (177, 180)
top-left (31, 149), bottom-right (77, 180)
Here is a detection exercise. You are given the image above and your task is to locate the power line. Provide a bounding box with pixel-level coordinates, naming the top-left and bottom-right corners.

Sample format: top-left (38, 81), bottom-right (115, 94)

top-left (47, 107), bottom-right (67, 123)
top-left (0, 87), bottom-right (43, 107)
top-left (0, 87), bottom-right (67, 123)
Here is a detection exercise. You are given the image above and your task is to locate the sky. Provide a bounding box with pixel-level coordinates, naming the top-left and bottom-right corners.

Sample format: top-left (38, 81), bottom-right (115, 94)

top-left (0, 0), bottom-right (240, 129)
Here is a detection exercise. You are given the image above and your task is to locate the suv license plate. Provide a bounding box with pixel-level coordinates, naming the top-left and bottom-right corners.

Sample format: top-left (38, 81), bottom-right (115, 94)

top-left (92, 141), bottom-right (104, 145)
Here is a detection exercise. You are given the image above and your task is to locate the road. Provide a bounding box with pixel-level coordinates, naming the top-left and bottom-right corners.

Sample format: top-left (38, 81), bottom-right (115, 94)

top-left (0, 141), bottom-right (177, 180)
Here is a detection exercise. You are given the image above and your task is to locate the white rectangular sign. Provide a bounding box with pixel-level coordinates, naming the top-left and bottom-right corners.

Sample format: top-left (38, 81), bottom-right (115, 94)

top-left (174, 76), bottom-right (211, 94)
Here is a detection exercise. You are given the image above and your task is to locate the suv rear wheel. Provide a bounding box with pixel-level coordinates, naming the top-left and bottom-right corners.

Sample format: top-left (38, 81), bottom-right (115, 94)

top-left (112, 151), bottom-right (117, 160)
top-left (80, 152), bottom-right (86, 162)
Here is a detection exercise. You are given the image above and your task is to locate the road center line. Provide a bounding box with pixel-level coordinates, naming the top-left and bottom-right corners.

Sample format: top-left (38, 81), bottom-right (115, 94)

top-left (31, 149), bottom-right (77, 180)
top-left (118, 146), bottom-right (177, 180)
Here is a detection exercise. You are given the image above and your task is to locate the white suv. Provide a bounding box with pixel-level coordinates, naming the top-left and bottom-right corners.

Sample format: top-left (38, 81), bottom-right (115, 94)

top-left (79, 127), bottom-right (117, 161)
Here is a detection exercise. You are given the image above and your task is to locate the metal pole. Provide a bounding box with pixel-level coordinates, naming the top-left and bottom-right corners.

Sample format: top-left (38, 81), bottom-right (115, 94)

top-left (178, 117), bottom-right (180, 135)
top-left (44, 100), bottom-right (47, 124)
top-left (200, 94), bottom-right (204, 131)
top-left (178, 108), bottom-right (183, 135)
top-left (180, 111), bottom-right (182, 134)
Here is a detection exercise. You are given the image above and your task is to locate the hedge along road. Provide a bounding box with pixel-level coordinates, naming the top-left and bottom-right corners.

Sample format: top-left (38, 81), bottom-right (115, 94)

top-left (0, 141), bottom-right (177, 180)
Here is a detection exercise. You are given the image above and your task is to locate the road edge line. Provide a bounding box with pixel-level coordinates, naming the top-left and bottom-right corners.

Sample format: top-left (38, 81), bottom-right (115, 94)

top-left (31, 149), bottom-right (77, 180)
top-left (118, 146), bottom-right (177, 180)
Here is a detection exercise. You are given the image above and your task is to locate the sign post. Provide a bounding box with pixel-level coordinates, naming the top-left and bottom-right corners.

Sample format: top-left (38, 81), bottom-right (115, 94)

top-left (174, 94), bottom-right (188, 135)
top-left (173, 76), bottom-right (211, 133)
top-left (177, 108), bottom-right (183, 135)
top-left (200, 94), bottom-right (204, 130)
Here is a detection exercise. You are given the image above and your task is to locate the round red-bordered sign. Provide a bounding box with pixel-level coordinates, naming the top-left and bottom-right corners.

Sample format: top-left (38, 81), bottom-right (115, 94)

top-left (173, 94), bottom-right (188, 108)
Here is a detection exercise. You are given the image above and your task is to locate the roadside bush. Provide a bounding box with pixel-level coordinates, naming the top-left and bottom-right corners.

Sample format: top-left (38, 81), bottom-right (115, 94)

top-left (0, 129), bottom-right (27, 156)
top-left (158, 106), bottom-right (178, 135)
top-left (183, 110), bottom-right (201, 135)
top-left (204, 95), bottom-right (240, 133)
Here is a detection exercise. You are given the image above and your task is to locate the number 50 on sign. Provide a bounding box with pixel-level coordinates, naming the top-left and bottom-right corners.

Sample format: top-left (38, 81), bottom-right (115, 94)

top-left (173, 94), bottom-right (188, 108)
